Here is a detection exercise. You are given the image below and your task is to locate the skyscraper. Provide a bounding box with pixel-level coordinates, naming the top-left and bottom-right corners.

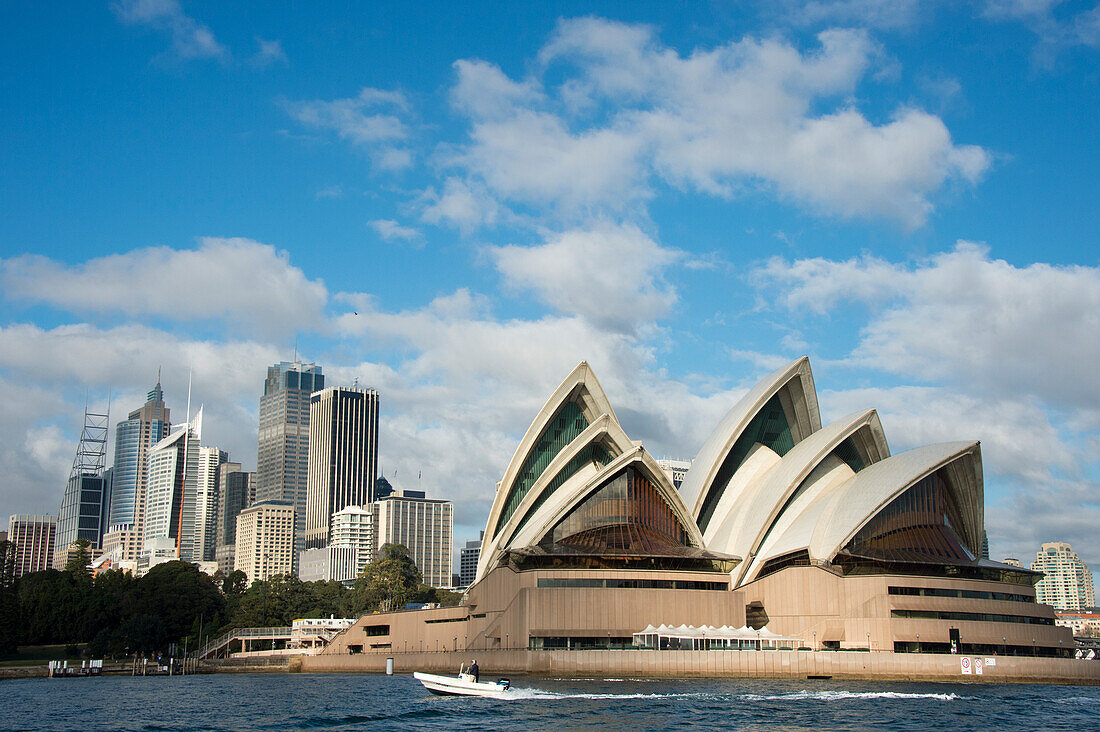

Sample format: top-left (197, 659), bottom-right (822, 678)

top-left (103, 379), bottom-right (170, 562)
top-left (256, 362), bottom-right (323, 559)
top-left (1032, 542), bottom-right (1096, 611)
top-left (7, 515), bottom-right (56, 578)
top-left (215, 462), bottom-right (254, 574)
top-left (304, 386), bottom-right (379, 549)
top-left (54, 407), bottom-right (111, 568)
top-left (375, 489), bottom-right (453, 588)
top-left (143, 408), bottom-right (216, 563)
top-left (195, 446), bottom-right (227, 563)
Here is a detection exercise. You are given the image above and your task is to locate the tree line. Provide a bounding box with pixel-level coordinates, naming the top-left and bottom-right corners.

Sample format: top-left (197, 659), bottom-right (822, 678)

top-left (0, 540), bottom-right (460, 658)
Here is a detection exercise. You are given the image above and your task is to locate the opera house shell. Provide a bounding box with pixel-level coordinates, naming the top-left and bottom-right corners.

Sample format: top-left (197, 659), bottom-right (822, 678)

top-left (324, 358), bottom-right (1073, 666)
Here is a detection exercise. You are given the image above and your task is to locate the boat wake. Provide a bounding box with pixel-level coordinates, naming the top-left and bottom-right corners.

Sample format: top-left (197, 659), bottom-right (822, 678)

top-left (504, 688), bottom-right (969, 702)
top-left (505, 689), bottom-right (706, 700)
top-left (738, 690), bottom-right (969, 702)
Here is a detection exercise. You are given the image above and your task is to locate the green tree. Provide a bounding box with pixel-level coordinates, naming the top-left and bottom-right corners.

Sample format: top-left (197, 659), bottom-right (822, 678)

top-left (0, 540), bottom-right (17, 654)
top-left (0, 540), bottom-right (16, 590)
top-left (127, 561), bottom-right (224, 650)
top-left (223, 569), bottom-right (248, 596)
top-left (62, 538), bottom-right (92, 579)
top-left (344, 544), bottom-right (422, 615)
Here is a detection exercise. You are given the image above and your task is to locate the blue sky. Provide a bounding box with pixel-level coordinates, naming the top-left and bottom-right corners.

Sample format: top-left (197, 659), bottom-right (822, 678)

top-left (1, 1), bottom-right (1097, 574)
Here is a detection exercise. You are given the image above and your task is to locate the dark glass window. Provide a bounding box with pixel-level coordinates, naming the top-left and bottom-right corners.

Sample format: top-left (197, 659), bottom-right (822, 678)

top-left (841, 470), bottom-right (974, 564)
top-left (539, 465), bottom-right (690, 554)
top-left (506, 442), bottom-right (612, 545)
top-left (698, 394), bottom-right (794, 532)
top-left (494, 399), bottom-right (589, 538)
top-left (833, 437), bottom-right (866, 473)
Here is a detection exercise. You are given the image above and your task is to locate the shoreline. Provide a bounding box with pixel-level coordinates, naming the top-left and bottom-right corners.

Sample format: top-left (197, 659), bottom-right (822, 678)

top-left (9, 649), bottom-right (1097, 686)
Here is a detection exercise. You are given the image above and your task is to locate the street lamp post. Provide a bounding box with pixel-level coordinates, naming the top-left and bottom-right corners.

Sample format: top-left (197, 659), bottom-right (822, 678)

top-left (916, 633), bottom-right (920, 654)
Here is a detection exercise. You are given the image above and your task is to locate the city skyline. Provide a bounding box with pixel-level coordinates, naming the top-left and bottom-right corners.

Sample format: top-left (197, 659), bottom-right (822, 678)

top-left (0, 2), bottom-right (1097, 578)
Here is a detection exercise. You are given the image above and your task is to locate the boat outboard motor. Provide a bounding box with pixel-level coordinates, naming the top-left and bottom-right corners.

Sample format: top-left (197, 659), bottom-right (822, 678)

top-left (496, 678), bottom-right (511, 689)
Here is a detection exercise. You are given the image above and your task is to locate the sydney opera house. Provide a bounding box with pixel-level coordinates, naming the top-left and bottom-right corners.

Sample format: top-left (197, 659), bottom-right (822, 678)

top-left (321, 358), bottom-right (1075, 672)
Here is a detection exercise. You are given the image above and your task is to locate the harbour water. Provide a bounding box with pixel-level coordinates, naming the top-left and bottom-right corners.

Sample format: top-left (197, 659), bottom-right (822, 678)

top-left (4, 673), bottom-right (1098, 731)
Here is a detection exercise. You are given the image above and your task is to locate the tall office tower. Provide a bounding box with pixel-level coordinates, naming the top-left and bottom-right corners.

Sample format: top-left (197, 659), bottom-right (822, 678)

top-left (375, 489), bottom-right (453, 588)
top-left (144, 408), bottom-right (205, 562)
top-left (7, 515), bottom-right (56, 578)
top-left (1032, 542), bottom-right (1096, 611)
top-left (458, 532), bottom-right (483, 588)
top-left (304, 386), bottom-right (379, 549)
top-left (234, 501), bottom-right (296, 585)
top-left (194, 446), bottom-right (228, 562)
top-left (256, 362), bottom-right (323, 559)
top-left (330, 504), bottom-right (377, 576)
top-left (54, 407), bottom-right (112, 568)
top-left (103, 380), bottom-right (170, 562)
top-left (214, 463), bottom-right (254, 574)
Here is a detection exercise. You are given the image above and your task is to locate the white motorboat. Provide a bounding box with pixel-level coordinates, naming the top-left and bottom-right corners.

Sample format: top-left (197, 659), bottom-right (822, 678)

top-left (413, 671), bottom-right (511, 697)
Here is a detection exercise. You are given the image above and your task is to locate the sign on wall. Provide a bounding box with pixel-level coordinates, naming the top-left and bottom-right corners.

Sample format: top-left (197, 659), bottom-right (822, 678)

top-left (961, 656), bottom-right (972, 674)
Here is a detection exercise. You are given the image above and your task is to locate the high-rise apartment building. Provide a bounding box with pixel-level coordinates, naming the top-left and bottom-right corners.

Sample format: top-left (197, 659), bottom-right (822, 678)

top-left (304, 386), bottom-right (379, 549)
top-left (54, 408), bottom-right (112, 568)
top-left (234, 501), bottom-right (296, 585)
top-left (329, 503), bottom-right (376, 576)
top-left (7, 515), bottom-right (56, 578)
top-left (214, 463), bottom-right (254, 574)
top-left (103, 380), bottom-right (170, 562)
top-left (458, 532), bottom-right (483, 588)
top-left (144, 408), bottom-right (215, 563)
top-left (375, 489), bottom-right (453, 588)
top-left (256, 362), bottom-right (323, 560)
top-left (1032, 542), bottom-right (1096, 611)
top-left (195, 446), bottom-right (227, 562)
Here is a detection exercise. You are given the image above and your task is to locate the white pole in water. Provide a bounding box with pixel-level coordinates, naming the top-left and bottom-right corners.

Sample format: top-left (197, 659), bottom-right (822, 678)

top-left (386, 657), bottom-right (394, 675)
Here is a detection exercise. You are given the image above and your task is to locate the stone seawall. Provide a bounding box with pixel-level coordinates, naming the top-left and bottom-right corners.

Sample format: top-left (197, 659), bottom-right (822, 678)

top-left (300, 649), bottom-right (1100, 685)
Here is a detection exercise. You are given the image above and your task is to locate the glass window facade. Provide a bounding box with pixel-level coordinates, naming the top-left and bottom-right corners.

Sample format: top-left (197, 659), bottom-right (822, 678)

top-left (505, 442), bottom-right (611, 547)
top-left (539, 465), bottom-right (690, 555)
top-left (495, 399), bottom-right (588, 538)
top-left (841, 470), bottom-right (975, 565)
top-left (698, 394), bottom-right (795, 532)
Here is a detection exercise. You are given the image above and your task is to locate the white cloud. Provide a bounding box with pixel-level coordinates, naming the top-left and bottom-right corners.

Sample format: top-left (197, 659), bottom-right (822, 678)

top-left (488, 223), bottom-right (682, 333)
top-left (450, 59), bottom-right (544, 119)
top-left (251, 37), bottom-right (287, 67)
top-left (420, 178), bottom-right (503, 232)
top-left (786, 0), bottom-right (929, 30)
top-left (983, 0), bottom-right (1100, 57)
top-left (757, 242), bottom-right (1100, 411)
top-left (287, 87), bottom-right (408, 144)
top-left (369, 219), bottom-right (422, 243)
top-left (315, 185), bottom-right (344, 199)
top-left (0, 238), bottom-right (328, 337)
top-left (819, 385), bottom-right (1077, 482)
top-left (441, 19), bottom-right (988, 228)
top-left (286, 87), bottom-right (414, 171)
top-left (112, 0), bottom-right (227, 61)
top-left (986, 478), bottom-right (1100, 569)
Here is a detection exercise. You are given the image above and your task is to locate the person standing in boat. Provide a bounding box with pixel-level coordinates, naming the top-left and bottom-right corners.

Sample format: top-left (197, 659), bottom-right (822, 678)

top-left (468, 659), bottom-right (479, 682)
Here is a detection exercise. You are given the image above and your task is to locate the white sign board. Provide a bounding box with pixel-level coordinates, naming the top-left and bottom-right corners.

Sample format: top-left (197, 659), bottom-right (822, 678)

top-left (961, 656), bottom-right (972, 674)
top-left (984, 657), bottom-right (996, 666)
top-left (975, 657), bottom-right (984, 675)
